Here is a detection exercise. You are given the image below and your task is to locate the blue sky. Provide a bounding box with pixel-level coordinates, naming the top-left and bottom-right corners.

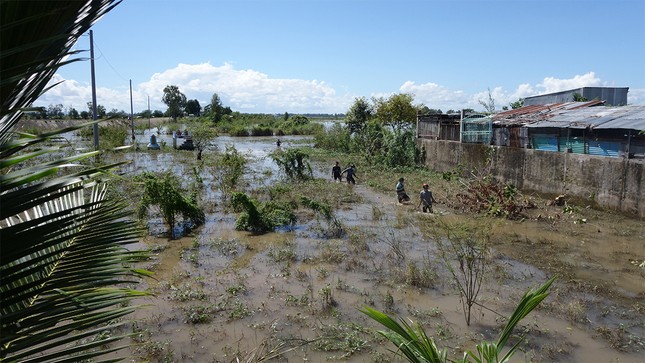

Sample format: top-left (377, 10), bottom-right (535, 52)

top-left (36, 0), bottom-right (645, 114)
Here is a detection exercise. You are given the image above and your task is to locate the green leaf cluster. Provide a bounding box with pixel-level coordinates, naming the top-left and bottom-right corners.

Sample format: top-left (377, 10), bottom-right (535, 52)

top-left (271, 147), bottom-right (313, 181)
top-left (136, 171), bottom-right (205, 238)
top-left (231, 192), bottom-right (296, 233)
top-left (1, 126), bottom-right (152, 361)
top-left (1, 1), bottom-right (154, 360)
top-left (213, 145), bottom-right (247, 197)
top-left (360, 276), bottom-right (556, 363)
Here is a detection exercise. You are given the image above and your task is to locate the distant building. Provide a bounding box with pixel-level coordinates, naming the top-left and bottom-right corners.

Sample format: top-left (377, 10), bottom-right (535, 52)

top-left (417, 102), bottom-right (645, 158)
top-left (524, 87), bottom-right (629, 106)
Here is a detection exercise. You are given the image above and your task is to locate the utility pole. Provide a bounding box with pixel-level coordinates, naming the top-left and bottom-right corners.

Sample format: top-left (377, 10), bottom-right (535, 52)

top-left (129, 79), bottom-right (134, 144)
top-left (148, 96), bottom-right (151, 131)
top-left (90, 30), bottom-right (99, 148)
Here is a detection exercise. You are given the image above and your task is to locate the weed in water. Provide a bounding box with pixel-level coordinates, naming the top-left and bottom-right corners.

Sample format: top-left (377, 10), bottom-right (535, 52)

top-left (335, 277), bottom-right (350, 291)
top-left (136, 171), bottom-right (205, 238)
top-left (318, 240), bottom-right (345, 264)
top-left (319, 283), bottom-right (336, 310)
top-left (135, 340), bottom-right (175, 363)
top-left (345, 255), bottom-right (367, 271)
top-left (347, 227), bottom-right (371, 253)
top-left (183, 250), bottom-right (199, 266)
top-left (383, 291), bottom-right (395, 312)
top-left (182, 304), bottom-right (214, 324)
top-left (316, 266), bottom-right (329, 279)
top-left (226, 284), bottom-right (247, 297)
top-left (406, 305), bottom-right (442, 322)
top-left (563, 299), bottom-right (588, 323)
top-left (432, 218), bottom-right (491, 326)
top-left (285, 294), bottom-right (310, 307)
top-left (168, 283), bottom-right (207, 302)
top-left (312, 322), bottom-right (370, 359)
top-left (405, 260), bottom-right (436, 289)
top-left (267, 243), bottom-right (297, 264)
top-left (380, 226), bottom-right (406, 261)
top-left (228, 300), bottom-right (252, 321)
top-left (295, 268), bottom-right (310, 282)
top-left (209, 237), bottom-right (242, 256)
top-left (372, 205), bottom-right (384, 221)
top-left (210, 145), bottom-right (247, 199)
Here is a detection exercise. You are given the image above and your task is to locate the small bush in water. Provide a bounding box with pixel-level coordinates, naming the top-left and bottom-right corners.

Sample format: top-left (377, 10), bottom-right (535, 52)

top-left (231, 192), bottom-right (295, 233)
top-left (136, 171), bottom-right (205, 238)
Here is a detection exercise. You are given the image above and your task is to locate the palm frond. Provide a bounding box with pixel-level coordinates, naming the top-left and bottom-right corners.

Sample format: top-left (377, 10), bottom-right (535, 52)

top-left (0, 0), bottom-right (121, 142)
top-left (0, 1), bottom-right (151, 361)
top-left (359, 306), bottom-right (448, 363)
top-left (361, 276), bottom-right (556, 363)
top-left (1, 155), bottom-right (150, 360)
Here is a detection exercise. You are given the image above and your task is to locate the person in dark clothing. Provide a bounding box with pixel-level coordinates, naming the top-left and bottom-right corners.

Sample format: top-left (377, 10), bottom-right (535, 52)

top-left (341, 164), bottom-right (357, 184)
top-left (396, 177), bottom-right (410, 203)
top-left (276, 139), bottom-right (282, 147)
top-left (332, 161), bottom-right (342, 182)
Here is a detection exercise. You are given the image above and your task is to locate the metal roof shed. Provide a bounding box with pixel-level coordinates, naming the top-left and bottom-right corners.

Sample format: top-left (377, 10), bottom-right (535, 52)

top-left (592, 106), bottom-right (645, 130)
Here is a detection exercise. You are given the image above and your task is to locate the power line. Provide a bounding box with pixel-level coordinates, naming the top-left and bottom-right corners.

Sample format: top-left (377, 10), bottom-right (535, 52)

top-left (93, 40), bottom-right (129, 83)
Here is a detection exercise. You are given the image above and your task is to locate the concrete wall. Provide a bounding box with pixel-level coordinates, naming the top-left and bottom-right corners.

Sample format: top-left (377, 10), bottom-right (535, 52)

top-left (418, 139), bottom-right (645, 218)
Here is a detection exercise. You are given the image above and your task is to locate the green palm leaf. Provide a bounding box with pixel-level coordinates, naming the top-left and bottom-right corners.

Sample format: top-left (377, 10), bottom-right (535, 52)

top-left (1, 1), bottom-right (152, 361)
top-left (361, 276), bottom-right (555, 363)
top-left (1, 0), bottom-right (121, 140)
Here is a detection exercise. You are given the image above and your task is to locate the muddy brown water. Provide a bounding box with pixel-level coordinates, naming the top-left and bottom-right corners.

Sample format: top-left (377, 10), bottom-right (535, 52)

top-left (92, 132), bottom-right (643, 362)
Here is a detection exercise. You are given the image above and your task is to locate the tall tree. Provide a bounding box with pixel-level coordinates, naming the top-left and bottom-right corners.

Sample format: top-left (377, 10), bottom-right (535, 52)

top-left (374, 93), bottom-right (417, 132)
top-left (67, 106), bottom-right (80, 119)
top-left (46, 103), bottom-right (64, 119)
top-left (162, 85), bottom-right (187, 121)
top-left (185, 99), bottom-right (201, 116)
top-left (86, 101), bottom-right (106, 118)
top-left (345, 96), bottom-right (373, 134)
top-left (209, 92), bottom-right (225, 122)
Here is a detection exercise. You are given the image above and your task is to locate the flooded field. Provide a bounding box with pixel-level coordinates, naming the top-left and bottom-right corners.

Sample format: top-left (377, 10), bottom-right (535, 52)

top-left (94, 130), bottom-right (644, 363)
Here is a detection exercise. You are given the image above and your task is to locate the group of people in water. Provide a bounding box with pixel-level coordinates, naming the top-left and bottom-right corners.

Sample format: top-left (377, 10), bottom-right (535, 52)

top-left (331, 162), bottom-right (437, 213)
top-left (331, 161), bottom-right (357, 184)
top-left (396, 177), bottom-right (436, 213)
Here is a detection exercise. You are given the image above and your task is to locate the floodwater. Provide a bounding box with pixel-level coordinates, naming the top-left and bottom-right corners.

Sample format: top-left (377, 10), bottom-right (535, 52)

top-left (99, 131), bottom-right (643, 363)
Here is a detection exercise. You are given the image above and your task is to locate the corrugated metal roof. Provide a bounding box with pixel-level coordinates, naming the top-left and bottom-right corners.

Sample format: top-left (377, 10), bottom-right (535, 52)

top-left (495, 103), bottom-right (645, 130)
top-left (593, 106), bottom-right (645, 130)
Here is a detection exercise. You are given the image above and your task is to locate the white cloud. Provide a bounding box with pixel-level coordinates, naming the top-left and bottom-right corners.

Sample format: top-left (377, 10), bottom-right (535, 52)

top-left (34, 68), bottom-right (643, 115)
top-left (399, 72), bottom-right (644, 112)
top-left (36, 63), bottom-right (353, 114)
top-left (33, 74), bottom-right (128, 113)
top-left (537, 72), bottom-right (602, 94)
top-left (139, 62), bottom-right (350, 113)
top-left (399, 81), bottom-right (469, 111)
top-left (627, 88), bottom-right (645, 105)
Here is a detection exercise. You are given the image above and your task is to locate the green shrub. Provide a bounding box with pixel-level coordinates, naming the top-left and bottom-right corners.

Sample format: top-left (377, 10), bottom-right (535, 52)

top-left (228, 126), bottom-right (249, 136)
top-left (78, 124), bottom-right (129, 149)
top-left (313, 123), bottom-right (350, 152)
top-left (136, 172), bottom-right (205, 238)
top-left (270, 147), bottom-right (313, 181)
top-left (250, 126), bottom-right (273, 136)
top-left (231, 192), bottom-right (295, 233)
top-left (212, 145), bottom-right (247, 198)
